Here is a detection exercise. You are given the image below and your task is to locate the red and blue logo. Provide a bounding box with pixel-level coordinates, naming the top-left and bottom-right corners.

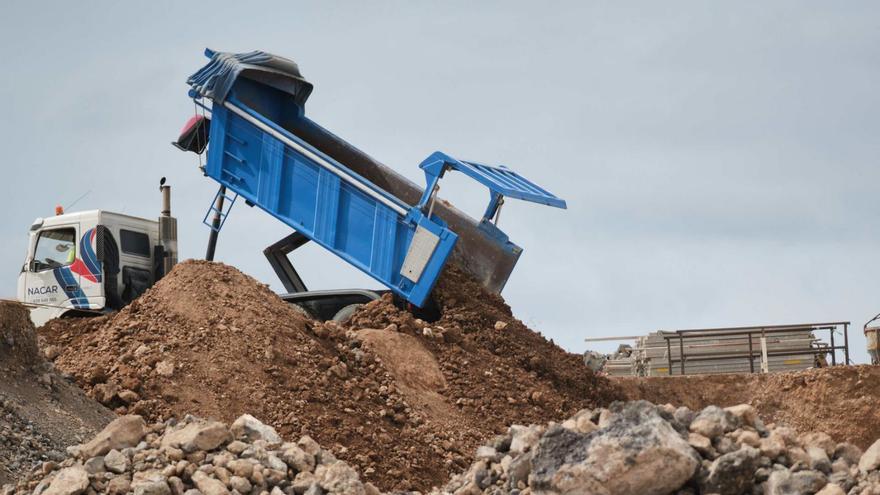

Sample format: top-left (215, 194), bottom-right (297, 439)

top-left (52, 228), bottom-right (102, 309)
top-left (69, 228), bottom-right (102, 283)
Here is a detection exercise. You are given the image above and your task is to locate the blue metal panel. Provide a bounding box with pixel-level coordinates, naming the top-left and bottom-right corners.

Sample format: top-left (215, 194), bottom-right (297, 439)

top-left (418, 151), bottom-right (567, 210)
top-left (204, 99), bottom-right (457, 306)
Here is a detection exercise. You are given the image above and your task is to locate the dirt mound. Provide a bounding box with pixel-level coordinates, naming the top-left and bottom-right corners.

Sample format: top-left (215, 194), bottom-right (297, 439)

top-left (617, 365), bottom-right (880, 450)
top-left (39, 260), bottom-right (619, 491)
top-left (0, 301), bottom-right (40, 365)
top-left (0, 301), bottom-right (112, 485)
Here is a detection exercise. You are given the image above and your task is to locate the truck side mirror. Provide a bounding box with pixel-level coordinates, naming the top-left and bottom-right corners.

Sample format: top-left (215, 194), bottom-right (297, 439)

top-left (28, 260), bottom-right (38, 272)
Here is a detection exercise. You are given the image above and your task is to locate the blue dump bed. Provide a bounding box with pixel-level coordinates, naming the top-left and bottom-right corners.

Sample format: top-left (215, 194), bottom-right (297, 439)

top-left (186, 50), bottom-right (566, 306)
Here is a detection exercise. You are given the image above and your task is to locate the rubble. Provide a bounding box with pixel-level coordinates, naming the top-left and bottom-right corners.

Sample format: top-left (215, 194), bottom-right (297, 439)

top-left (436, 400), bottom-right (880, 495)
top-left (2, 414), bottom-right (383, 495)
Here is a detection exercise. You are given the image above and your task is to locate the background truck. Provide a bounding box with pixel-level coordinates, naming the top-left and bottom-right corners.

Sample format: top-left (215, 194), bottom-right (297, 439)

top-left (17, 49), bottom-right (565, 325)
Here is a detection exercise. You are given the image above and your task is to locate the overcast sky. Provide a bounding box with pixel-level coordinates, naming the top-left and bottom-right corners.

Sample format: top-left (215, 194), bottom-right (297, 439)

top-left (2, 2), bottom-right (878, 364)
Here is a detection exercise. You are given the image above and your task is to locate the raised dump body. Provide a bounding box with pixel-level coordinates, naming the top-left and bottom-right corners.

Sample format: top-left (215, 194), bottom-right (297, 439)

top-left (183, 50), bottom-right (566, 306)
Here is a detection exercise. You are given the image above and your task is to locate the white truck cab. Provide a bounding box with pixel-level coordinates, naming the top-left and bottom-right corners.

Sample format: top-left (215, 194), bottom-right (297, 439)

top-left (17, 186), bottom-right (177, 326)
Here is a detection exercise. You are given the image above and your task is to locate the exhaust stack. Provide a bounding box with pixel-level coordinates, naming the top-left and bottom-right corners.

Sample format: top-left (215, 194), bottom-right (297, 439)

top-left (158, 178), bottom-right (178, 277)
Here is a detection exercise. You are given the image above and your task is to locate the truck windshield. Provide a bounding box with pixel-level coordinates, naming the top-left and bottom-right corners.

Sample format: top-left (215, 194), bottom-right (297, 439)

top-left (33, 228), bottom-right (76, 271)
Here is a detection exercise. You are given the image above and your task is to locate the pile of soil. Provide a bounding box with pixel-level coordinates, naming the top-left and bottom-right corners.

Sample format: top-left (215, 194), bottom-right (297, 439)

top-left (617, 365), bottom-right (880, 450)
top-left (0, 301), bottom-right (112, 485)
top-left (39, 260), bottom-right (618, 491)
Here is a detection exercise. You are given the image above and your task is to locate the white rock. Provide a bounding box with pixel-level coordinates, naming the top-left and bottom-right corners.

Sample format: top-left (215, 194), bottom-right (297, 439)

top-left (859, 438), bottom-right (880, 473)
top-left (43, 466), bottom-right (89, 495)
top-left (191, 471), bottom-right (230, 495)
top-left (104, 448), bottom-right (129, 474)
top-left (161, 420), bottom-right (231, 453)
top-left (79, 415), bottom-right (146, 458)
top-left (231, 414), bottom-right (282, 445)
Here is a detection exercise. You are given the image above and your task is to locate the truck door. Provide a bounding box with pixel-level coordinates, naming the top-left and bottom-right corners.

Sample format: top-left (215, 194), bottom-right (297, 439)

top-left (24, 226), bottom-right (87, 310)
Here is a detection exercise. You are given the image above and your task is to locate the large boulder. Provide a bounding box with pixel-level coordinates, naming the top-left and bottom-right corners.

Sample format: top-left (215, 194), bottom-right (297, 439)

top-left (530, 401), bottom-right (700, 495)
top-left (79, 415), bottom-right (146, 458)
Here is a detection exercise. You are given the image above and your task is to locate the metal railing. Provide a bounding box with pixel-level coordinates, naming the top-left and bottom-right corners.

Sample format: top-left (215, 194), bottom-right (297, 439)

top-left (661, 322), bottom-right (850, 376)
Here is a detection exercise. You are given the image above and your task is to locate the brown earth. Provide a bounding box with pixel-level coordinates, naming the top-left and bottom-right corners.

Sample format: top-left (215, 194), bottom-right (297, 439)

top-left (0, 301), bottom-right (112, 485)
top-left (617, 365), bottom-right (880, 449)
top-left (37, 260), bottom-right (619, 491)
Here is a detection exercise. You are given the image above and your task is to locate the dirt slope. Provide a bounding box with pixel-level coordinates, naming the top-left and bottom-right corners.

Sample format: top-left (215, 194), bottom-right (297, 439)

top-left (617, 365), bottom-right (880, 449)
top-left (39, 260), bottom-right (618, 491)
top-left (0, 301), bottom-right (112, 485)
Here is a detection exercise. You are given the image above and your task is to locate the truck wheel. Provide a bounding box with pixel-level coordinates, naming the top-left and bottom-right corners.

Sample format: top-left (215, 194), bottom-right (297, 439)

top-left (332, 304), bottom-right (362, 323)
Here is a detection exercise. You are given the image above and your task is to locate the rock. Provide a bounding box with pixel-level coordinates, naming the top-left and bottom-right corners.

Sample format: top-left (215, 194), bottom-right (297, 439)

top-left (167, 477), bottom-right (185, 495)
top-left (43, 466), bottom-right (90, 495)
top-left (689, 406), bottom-right (739, 439)
top-left (509, 424), bottom-right (542, 455)
top-left (191, 471), bottom-right (230, 495)
top-left (107, 476), bottom-right (132, 495)
top-left (161, 420), bottom-right (231, 453)
top-left (118, 389), bottom-right (140, 404)
top-left (475, 446), bottom-right (500, 462)
top-left (155, 360), bottom-right (174, 377)
top-left (84, 455), bottom-right (105, 474)
top-left (131, 471), bottom-right (171, 495)
top-left (699, 445), bottom-right (761, 495)
top-left (688, 432), bottom-right (713, 455)
top-left (801, 432), bottom-right (836, 457)
top-left (293, 471), bottom-right (319, 493)
top-left (298, 435), bottom-right (322, 456)
top-left (816, 484), bottom-right (846, 495)
top-left (230, 414), bottom-right (282, 445)
top-left (94, 382), bottom-right (120, 405)
top-left (229, 475), bottom-right (252, 493)
top-left (316, 461), bottom-right (365, 495)
top-left (44, 345), bottom-right (60, 360)
top-left (104, 449), bottom-right (129, 474)
top-left (760, 432), bottom-right (787, 459)
top-left (808, 446), bottom-right (832, 474)
top-left (765, 470), bottom-right (827, 495)
top-left (860, 439), bottom-right (880, 473)
top-left (724, 404), bottom-right (758, 427)
top-left (79, 415), bottom-right (146, 458)
top-left (737, 430), bottom-right (761, 449)
top-left (531, 401), bottom-right (699, 495)
top-left (834, 443), bottom-right (862, 466)
top-left (507, 451), bottom-right (532, 489)
top-left (673, 407), bottom-right (695, 430)
top-left (226, 458), bottom-right (254, 478)
top-left (281, 444), bottom-right (316, 473)
top-left (494, 321), bottom-right (508, 330)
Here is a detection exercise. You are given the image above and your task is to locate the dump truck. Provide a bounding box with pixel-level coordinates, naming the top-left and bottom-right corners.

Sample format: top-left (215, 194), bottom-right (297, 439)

top-left (17, 49), bottom-right (565, 324)
top-left (17, 183), bottom-right (178, 326)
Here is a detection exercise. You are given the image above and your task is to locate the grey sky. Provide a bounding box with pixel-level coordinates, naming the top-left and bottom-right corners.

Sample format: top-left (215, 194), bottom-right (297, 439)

top-left (2, 2), bottom-right (878, 363)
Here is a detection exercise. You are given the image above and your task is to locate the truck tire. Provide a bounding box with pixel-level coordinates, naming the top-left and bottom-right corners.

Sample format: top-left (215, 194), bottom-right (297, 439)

top-left (332, 304), bottom-right (362, 324)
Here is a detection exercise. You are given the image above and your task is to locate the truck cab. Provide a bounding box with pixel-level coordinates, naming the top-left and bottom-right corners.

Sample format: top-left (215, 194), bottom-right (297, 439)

top-left (17, 209), bottom-right (165, 326)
